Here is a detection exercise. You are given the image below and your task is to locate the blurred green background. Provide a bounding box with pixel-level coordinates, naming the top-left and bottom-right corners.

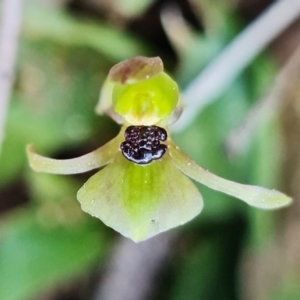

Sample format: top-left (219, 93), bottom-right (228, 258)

top-left (0, 0), bottom-right (299, 299)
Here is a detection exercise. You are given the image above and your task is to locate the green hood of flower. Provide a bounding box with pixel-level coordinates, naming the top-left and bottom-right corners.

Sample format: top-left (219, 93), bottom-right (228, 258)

top-left (109, 56), bottom-right (179, 125)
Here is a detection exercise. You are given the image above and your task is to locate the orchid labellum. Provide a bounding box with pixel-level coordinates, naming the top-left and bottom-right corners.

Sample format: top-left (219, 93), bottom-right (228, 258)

top-left (27, 56), bottom-right (292, 242)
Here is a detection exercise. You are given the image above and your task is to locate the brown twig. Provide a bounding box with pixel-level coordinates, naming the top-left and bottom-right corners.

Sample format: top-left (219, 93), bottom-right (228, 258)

top-left (0, 0), bottom-right (23, 153)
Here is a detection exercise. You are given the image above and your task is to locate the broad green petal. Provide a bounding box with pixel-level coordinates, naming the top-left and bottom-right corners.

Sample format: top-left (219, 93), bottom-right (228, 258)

top-left (168, 140), bottom-right (292, 209)
top-left (77, 153), bottom-right (203, 242)
top-left (27, 133), bottom-right (123, 174)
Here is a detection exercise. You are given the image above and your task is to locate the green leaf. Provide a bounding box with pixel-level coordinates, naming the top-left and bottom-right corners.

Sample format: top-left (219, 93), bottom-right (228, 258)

top-left (0, 37), bottom-right (113, 186)
top-left (24, 3), bottom-right (149, 61)
top-left (170, 219), bottom-right (244, 300)
top-left (0, 209), bottom-right (105, 300)
top-left (77, 153), bottom-right (203, 242)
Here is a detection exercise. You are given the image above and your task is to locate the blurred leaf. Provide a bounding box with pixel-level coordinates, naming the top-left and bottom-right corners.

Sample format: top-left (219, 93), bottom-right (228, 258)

top-left (0, 208), bottom-right (105, 300)
top-left (23, 2), bottom-right (149, 61)
top-left (0, 169), bottom-right (108, 300)
top-left (28, 170), bottom-right (82, 206)
top-left (267, 274), bottom-right (300, 300)
top-left (0, 38), bottom-right (115, 186)
top-left (171, 239), bottom-right (221, 300)
top-left (170, 219), bottom-right (244, 300)
top-left (175, 0), bottom-right (239, 86)
top-left (251, 115), bottom-right (282, 188)
top-left (247, 116), bottom-right (283, 249)
top-left (193, 0), bottom-right (237, 35)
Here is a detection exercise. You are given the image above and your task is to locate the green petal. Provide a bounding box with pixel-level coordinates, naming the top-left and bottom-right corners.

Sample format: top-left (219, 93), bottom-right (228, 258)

top-left (27, 132), bottom-right (123, 174)
top-left (77, 153), bottom-right (203, 242)
top-left (168, 140), bottom-right (292, 209)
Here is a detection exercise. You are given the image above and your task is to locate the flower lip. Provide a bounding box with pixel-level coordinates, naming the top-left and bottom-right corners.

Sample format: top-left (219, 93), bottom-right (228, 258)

top-left (120, 125), bottom-right (168, 164)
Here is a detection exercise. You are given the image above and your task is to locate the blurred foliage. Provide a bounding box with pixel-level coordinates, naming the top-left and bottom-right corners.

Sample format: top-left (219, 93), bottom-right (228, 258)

top-left (170, 218), bottom-right (244, 300)
top-left (175, 0), bottom-right (238, 86)
top-left (0, 0), bottom-right (291, 299)
top-left (0, 206), bottom-right (105, 300)
top-left (24, 1), bottom-right (150, 61)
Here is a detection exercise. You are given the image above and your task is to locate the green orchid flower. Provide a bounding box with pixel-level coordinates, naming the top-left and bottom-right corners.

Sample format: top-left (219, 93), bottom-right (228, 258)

top-left (27, 56), bottom-right (292, 242)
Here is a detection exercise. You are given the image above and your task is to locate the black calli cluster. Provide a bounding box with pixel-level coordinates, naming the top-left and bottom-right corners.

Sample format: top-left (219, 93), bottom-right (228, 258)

top-left (120, 126), bottom-right (167, 164)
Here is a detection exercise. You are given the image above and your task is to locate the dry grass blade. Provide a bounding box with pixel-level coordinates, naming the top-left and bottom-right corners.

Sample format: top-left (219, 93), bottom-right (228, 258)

top-left (0, 0), bottom-right (23, 153)
top-left (225, 43), bottom-right (300, 156)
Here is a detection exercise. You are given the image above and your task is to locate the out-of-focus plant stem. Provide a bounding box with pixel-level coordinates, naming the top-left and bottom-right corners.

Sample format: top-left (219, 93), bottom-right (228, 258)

top-left (172, 0), bottom-right (300, 132)
top-left (0, 0), bottom-right (23, 154)
top-left (225, 42), bottom-right (300, 157)
top-left (160, 3), bottom-right (194, 56)
top-left (93, 232), bottom-right (175, 300)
